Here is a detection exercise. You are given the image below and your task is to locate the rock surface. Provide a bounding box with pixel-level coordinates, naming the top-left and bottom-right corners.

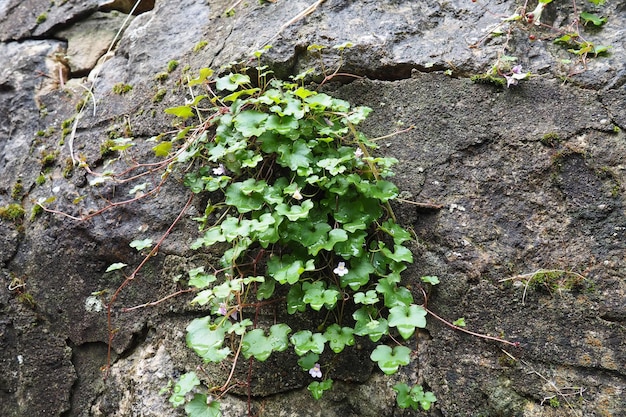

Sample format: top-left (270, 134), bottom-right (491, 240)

top-left (1, 1), bottom-right (625, 416)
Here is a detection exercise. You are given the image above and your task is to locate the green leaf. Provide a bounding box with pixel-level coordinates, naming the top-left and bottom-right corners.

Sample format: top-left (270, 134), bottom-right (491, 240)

top-left (265, 114), bottom-right (299, 136)
top-left (129, 238), bottom-right (153, 251)
top-left (224, 181), bottom-right (266, 213)
top-left (267, 256), bottom-right (315, 285)
top-left (105, 262), bottom-right (127, 272)
top-left (186, 316), bottom-right (230, 362)
top-left (287, 283), bottom-right (307, 314)
top-left (216, 73), bottom-right (251, 91)
top-left (188, 267), bottom-right (217, 289)
top-left (421, 275), bottom-right (440, 285)
top-left (380, 244), bottom-right (414, 263)
top-left (256, 279), bottom-right (275, 300)
top-left (165, 105), bottom-right (194, 119)
top-left (308, 227), bottom-right (348, 256)
top-left (353, 306), bottom-right (389, 342)
top-left (580, 11), bottom-right (607, 26)
top-left (191, 226), bottom-right (226, 249)
top-left (222, 88), bottom-right (261, 103)
top-left (394, 384), bottom-right (437, 411)
top-left (185, 394), bottom-right (221, 417)
top-left (275, 200), bottom-right (314, 221)
top-left (388, 304), bottom-right (427, 339)
top-left (302, 281), bottom-right (340, 311)
top-left (234, 110), bottom-right (268, 137)
top-left (169, 372), bottom-right (200, 407)
top-left (290, 330), bottom-right (327, 356)
top-left (188, 67), bottom-right (214, 87)
top-left (353, 290), bottom-right (379, 305)
top-left (308, 379), bottom-right (333, 400)
top-left (453, 317), bottom-right (466, 327)
top-left (297, 352), bottom-right (319, 370)
top-left (340, 257), bottom-right (375, 290)
top-left (268, 323), bottom-right (291, 352)
top-left (370, 345), bottom-right (411, 374)
top-left (323, 324), bottom-right (355, 353)
top-left (380, 219), bottom-right (412, 245)
top-left (376, 277), bottom-right (413, 308)
top-left (153, 141), bottom-right (172, 157)
top-left (277, 139), bottom-right (311, 170)
top-left (241, 328), bottom-right (273, 361)
top-left (304, 93), bottom-right (334, 109)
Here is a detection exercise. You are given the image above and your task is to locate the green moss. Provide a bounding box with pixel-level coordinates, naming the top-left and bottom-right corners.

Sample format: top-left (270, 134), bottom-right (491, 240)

top-left (193, 40), bottom-right (208, 52)
top-left (152, 88), bottom-right (167, 103)
top-left (40, 150), bottom-right (59, 168)
top-left (154, 72), bottom-right (169, 82)
top-left (11, 179), bottom-right (23, 200)
top-left (36, 130), bottom-right (46, 137)
top-left (540, 132), bottom-right (561, 147)
top-left (75, 99), bottom-right (86, 111)
top-left (30, 203), bottom-right (44, 220)
top-left (61, 117), bottom-right (74, 130)
top-left (470, 73), bottom-right (506, 87)
top-left (167, 60), bottom-right (179, 73)
top-left (62, 158), bottom-right (74, 178)
top-left (0, 203), bottom-right (25, 221)
top-left (36, 13), bottom-right (47, 24)
top-left (100, 139), bottom-right (117, 157)
top-left (112, 83), bottom-right (133, 95)
top-left (36, 175), bottom-right (46, 185)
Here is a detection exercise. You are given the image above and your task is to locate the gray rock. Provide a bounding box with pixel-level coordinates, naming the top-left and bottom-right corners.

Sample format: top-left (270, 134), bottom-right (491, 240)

top-left (1, 0), bottom-right (625, 416)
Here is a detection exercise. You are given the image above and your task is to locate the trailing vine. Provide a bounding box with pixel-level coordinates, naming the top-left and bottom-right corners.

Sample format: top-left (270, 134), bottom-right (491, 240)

top-left (154, 47), bottom-right (440, 415)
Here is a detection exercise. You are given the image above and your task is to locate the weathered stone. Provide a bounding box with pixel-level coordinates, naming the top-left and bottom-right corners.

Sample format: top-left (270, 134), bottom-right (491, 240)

top-left (1, 0), bottom-right (625, 416)
top-left (56, 11), bottom-right (135, 76)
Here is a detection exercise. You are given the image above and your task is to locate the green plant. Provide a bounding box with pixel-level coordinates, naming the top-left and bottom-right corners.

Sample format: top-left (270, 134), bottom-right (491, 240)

top-left (471, 0), bottom-right (612, 85)
top-left (154, 72), bottom-right (169, 82)
top-left (0, 203), bottom-right (25, 222)
top-left (154, 49), bottom-right (437, 415)
top-left (112, 83), bottom-right (133, 95)
top-left (193, 40), bottom-right (208, 52)
top-left (11, 179), bottom-right (23, 200)
top-left (40, 150), bottom-right (58, 169)
top-left (152, 88), bottom-right (167, 103)
top-left (167, 60), bottom-right (179, 73)
top-left (36, 13), bottom-right (47, 24)
top-left (394, 383), bottom-right (437, 411)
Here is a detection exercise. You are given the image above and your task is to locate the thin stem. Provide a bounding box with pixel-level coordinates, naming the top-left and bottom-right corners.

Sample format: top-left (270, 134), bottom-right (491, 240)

top-left (425, 306), bottom-right (520, 348)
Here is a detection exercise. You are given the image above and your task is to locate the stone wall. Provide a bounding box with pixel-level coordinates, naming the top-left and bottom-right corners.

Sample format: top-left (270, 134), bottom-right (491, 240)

top-left (1, 1), bottom-right (624, 416)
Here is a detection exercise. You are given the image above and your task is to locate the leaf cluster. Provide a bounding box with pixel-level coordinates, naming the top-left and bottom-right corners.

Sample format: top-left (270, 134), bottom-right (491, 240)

top-left (158, 51), bottom-right (436, 413)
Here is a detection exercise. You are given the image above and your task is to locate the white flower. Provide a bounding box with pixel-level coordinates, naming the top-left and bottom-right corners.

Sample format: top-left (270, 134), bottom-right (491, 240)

top-left (212, 164), bottom-right (226, 176)
top-left (504, 65), bottom-right (529, 88)
top-left (292, 188), bottom-right (303, 200)
top-left (309, 363), bottom-right (322, 378)
top-left (354, 148), bottom-right (364, 158)
top-left (333, 262), bottom-right (349, 277)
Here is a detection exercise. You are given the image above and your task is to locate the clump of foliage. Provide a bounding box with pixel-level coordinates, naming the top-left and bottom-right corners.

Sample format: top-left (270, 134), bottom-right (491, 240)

top-left (471, 0), bottom-right (612, 86)
top-left (0, 203), bottom-right (25, 222)
top-left (155, 48), bottom-right (437, 415)
top-left (112, 83), bottom-right (133, 95)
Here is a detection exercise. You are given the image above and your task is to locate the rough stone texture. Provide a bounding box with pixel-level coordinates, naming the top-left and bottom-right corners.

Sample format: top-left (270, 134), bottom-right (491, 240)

top-left (1, 0), bottom-right (625, 416)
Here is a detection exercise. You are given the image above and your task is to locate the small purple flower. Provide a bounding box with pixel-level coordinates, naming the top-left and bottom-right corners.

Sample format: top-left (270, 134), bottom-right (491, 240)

top-left (212, 164), bottom-right (226, 176)
top-left (218, 302), bottom-right (238, 320)
top-left (333, 262), bottom-right (349, 277)
top-left (354, 148), bottom-right (364, 158)
top-left (292, 187), bottom-right (303, 200)
top-left (309, 363), bottom-right (322, 378)
top-left (504, 65), bottom-right (529, 88)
